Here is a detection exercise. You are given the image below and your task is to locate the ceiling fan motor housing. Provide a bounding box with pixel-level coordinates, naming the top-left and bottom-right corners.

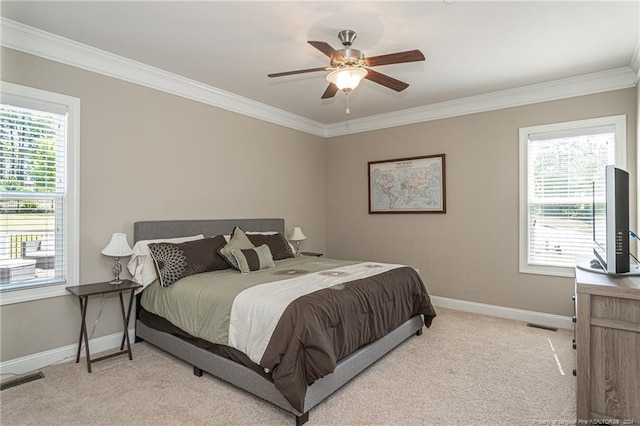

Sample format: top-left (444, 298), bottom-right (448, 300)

top-left (332, 48), bottom-right (364, 67)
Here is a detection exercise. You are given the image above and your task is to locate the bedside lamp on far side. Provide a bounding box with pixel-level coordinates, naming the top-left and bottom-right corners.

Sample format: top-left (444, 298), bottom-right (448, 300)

top-left (101, 233), bottom-right (133, 284)
top-left (289, 227), bottom-right (307, 255)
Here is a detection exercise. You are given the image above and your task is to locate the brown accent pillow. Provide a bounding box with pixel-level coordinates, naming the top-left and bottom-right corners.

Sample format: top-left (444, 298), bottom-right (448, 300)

top-left (231, 244), bottom-right (275, 274)
top-left (148, 235), bottom-right (228, 287)
top-left (246, 233), bottom-right (295, 260)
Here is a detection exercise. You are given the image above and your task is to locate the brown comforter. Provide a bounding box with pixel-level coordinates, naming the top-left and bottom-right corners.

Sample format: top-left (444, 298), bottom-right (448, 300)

top-left (142, 258), bottom-right (436, 413)
top-left (261, 265), bottom-right (436, 412)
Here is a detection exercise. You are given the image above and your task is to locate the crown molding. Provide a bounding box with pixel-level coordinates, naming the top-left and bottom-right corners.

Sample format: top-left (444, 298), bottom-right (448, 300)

top-left (0, 18), bottom-right (326, 137)
top-left (631, 39), bottom-right (640, 84)
top-left (324, 67), bottom-right (637, 137)
top-left (1, 17), bottom-right (636, 139)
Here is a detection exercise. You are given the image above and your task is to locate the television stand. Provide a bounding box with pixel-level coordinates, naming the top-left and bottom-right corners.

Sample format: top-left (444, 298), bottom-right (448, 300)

top-left (574, 267), bottom-right (640, 421)
top-left (576, 258), bottom-right (640, 276)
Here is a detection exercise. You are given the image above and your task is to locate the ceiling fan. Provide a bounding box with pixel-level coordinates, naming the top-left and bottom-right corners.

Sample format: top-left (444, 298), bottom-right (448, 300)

top-left (268, 30), bottom-right (425, 102)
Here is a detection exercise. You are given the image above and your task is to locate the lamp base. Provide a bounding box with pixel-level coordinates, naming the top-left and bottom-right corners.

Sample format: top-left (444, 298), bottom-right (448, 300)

top-left (110, 258), bottom-right (123, 285)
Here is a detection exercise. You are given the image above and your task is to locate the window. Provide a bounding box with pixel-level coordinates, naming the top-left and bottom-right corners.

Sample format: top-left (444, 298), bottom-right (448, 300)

top-left (519, 115), bottom-right (626, 277)
top-left (0, 82), bottom-right (79, 304)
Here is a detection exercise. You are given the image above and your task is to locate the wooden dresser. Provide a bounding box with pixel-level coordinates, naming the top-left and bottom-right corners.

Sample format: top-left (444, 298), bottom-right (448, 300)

top-left (575, 266), bottom-right (640, 424)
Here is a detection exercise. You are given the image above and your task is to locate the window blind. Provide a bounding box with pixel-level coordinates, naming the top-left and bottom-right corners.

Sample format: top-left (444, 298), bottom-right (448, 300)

top-left (526, 132), bottom-right (614, 268)
top-left (1, 103), bottom-right (67, 289)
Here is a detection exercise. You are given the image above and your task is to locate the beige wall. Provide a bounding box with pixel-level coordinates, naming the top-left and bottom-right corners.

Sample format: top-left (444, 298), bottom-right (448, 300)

top-left (326, 89), bottom-right (637, 317)
top-left (0, 46), bottom-right (637, 363)
top-left (0, 48), bottom-right (326, 361)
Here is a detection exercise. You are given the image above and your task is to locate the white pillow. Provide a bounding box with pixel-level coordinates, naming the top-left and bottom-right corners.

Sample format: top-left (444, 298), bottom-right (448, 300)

top-left (126, 234), bottom-right (204, 287)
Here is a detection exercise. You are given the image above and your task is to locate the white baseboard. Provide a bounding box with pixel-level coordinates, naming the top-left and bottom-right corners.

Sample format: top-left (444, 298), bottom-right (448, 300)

top-left (1, 298), bottom-right (572, 376)
top-left (430, 296), bottom-right (573, 330)
top-left (0, 328), bottom-right (135, 376)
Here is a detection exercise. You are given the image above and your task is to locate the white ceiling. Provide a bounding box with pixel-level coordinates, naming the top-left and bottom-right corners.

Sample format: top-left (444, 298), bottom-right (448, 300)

top-left (1, 1), bottom-right (639, 127)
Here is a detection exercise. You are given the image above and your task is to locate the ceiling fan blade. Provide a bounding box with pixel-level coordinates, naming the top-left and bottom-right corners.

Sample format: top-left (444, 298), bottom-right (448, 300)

top-left (365, 69), bottom-right (410, 92)
top-left (268, 67), bottom-right (329, 78)
top-left (364, 49), bottom-right (425, 67)
top-left (308, 41), bottom-right (345, 62)
top-left (321, 83), bottom-right (339, 99)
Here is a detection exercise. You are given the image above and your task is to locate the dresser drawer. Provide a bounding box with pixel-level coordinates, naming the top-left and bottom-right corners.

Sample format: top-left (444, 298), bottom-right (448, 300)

top-left (591, 295), bottom-right (640, 325)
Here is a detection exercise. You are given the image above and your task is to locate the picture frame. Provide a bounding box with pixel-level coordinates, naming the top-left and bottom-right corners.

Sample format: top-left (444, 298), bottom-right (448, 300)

top-left (368, 154), bottom-right (446, 214)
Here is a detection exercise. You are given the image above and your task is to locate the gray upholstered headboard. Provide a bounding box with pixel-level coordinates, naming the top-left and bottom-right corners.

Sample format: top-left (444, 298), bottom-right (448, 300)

top-left (134, 218), bottom-right (285, 243)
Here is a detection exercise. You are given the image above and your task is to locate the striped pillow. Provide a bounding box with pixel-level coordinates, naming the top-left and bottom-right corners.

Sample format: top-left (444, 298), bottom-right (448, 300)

top-left (231, 244), bottom-right (275, 274)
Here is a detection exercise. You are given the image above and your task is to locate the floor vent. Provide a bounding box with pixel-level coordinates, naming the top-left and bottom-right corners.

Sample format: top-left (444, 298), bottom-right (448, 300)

top-left (526, 323), bottom-right (558, 332)
top-left (0, 371), bottom-right (45, 391)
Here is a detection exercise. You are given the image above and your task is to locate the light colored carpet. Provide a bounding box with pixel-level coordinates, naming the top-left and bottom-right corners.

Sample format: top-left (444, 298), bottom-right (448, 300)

top-left (0, 308), bottom-right (576, 425)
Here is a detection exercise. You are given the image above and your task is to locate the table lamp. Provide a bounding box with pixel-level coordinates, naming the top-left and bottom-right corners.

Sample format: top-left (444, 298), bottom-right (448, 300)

top-left (101, 233), bottom-right (133, 284)
top-left (289, 227), bottom-right (306, 255)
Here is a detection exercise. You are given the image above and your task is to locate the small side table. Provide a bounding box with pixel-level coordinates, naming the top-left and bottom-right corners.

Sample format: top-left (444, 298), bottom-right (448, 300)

top-left (300, 252), bottom-right (323, 257)
top-left (66, 279), bottom-right (142, 373)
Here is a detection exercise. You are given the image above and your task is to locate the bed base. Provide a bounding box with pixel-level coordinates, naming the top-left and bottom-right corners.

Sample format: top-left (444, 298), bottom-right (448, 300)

top-left (132, 218), bottom-right (425, 424)
top-left (136, 315), bottom-right (423, 425)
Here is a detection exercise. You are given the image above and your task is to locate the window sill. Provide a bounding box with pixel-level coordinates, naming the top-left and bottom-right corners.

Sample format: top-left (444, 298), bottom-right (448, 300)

top-left (0, 282), bottom-right (70, 306)
top-left (519, 264), bottom-right (576, 278)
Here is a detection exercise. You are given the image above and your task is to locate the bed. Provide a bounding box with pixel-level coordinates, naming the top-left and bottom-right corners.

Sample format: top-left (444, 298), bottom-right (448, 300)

top-left (133, 218), bottom-right (436, 425)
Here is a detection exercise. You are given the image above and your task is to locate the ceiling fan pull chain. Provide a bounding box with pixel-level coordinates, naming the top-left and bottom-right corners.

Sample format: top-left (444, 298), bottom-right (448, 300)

top-left (345, 93), bottom-right (351, 115)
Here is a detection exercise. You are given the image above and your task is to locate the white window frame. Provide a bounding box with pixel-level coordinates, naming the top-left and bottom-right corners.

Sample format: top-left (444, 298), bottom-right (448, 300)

top-left (0, 82), bottom-right (80, 305)
top-left (519, 115), bottom-right (626, 278)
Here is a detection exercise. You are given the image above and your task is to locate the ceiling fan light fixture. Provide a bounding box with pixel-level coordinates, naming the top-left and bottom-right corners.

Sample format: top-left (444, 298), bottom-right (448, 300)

top-left (326, 67), bottom-right (368, 92)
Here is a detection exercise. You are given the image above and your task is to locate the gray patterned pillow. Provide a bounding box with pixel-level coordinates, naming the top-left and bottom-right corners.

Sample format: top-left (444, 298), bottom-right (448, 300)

top-left (148, 235), bottom-right (228, 287)
top-left (231, 244), bottom-right (275, 274)
top-left (218, 227), bottom-right (255, 270)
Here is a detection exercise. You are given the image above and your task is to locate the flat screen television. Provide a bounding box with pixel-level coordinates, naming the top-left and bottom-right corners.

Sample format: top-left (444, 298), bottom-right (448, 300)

top-left (592, 165), bottom-right (631, 274)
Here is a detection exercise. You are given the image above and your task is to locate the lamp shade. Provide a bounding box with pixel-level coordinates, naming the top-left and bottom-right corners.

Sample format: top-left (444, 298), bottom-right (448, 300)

top-left (326, 67), bottom-right (368, 91)
top-left (289, 227), bottom-right (307, 242)
top-left (101, 233), bottom-right (133, 257)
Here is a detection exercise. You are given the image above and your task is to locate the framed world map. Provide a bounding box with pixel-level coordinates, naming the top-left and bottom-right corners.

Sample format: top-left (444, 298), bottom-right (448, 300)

top-left (368, 154), bottom-right (446, 214)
